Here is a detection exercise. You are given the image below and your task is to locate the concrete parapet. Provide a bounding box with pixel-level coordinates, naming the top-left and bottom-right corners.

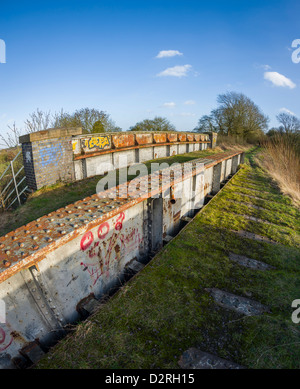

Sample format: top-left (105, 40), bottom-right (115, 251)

top-left (20, 129), bottom-right (213, 190)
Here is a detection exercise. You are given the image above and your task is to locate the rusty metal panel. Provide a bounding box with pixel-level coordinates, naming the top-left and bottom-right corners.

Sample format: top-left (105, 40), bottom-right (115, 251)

top-left (167, 133), bottom-right (178, 142)
top-left (178, 133), bottom-right (187, 142)
top-left (153, 133), bottom-right (167, 143)
top-left (135, 133), bottom-right (153, 145)
top-left (187, 134), bottom-right (194, 142)
top-left (81, 135), bottom-right (112, 154)
top-left (112, 134), bottom-right (135, 148)
top-left (194, 134), bottom-right (201, 142)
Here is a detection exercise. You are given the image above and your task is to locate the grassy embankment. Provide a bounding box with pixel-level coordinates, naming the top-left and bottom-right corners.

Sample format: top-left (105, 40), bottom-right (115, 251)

top-left (0, 147), bottom-right (230, 236)
top-left (37, 148), bottom-right (300, 369)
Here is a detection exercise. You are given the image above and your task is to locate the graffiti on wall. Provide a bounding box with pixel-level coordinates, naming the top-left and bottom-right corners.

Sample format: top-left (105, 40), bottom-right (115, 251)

top-left (80, 212), bottom-right (143, 285)
top-left (83, 136), bottom-right (111, 151)
top-left (0, 325), bottom-right (13, 352)
top-left (39, 143), bottom-right (64, 167)
top-left (72, 140), bottom-right (78, 152)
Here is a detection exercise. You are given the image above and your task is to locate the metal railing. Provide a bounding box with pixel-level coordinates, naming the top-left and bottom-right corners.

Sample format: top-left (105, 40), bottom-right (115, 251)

top-left (0, 150), bottom-right (29, 210)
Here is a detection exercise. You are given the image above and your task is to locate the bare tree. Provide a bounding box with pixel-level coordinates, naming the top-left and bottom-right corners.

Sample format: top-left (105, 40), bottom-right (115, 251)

top-left (195, 92), bottom-right (269, 141)
top-left (0, 107), bottom-right (121, 150)
top-left (0, 122), bottom-right (22, 149)
top-left (52, 107), bottom-right (120, 133)
top-left (24, 108), bottom-right (52, 133)
top-left (276, 113), bottom-right (300, 134)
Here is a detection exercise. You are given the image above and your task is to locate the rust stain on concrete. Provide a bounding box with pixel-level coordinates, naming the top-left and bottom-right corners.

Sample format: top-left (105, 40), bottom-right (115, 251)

top-left (112, 134), bottom-right (135, 148)
top-left (167, 134), bottom-right (178, 142)
top-left (153, 134), bottom-right (167, 143)
top-left (135, 133), bottom-right (153, 145)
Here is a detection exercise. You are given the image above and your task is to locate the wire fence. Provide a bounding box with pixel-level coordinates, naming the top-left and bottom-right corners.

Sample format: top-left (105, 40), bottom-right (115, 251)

top-left (0, 150), bottom-right (29, 210)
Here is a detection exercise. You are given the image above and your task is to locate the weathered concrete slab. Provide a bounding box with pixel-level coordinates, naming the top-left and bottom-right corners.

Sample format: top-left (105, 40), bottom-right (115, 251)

top-left (231, 184), bottom-right (271, 195)
top-left (126, 259), bottom-right (145, 274)
top-left (163, 235), bottom-right (173, 244)
top-left (228, 252), bottom-right (274, 271)
top-left (235, 192), bottom-right (284, 206)
top-left (225, 198), bottom-right (269, 211)
top-left (19, 127), bottom-right (82, 143)
top-left (206, 288), bottom-right (270, 316)
top-left (226, 211), bottom-right (274, 226)
top-left (236, 213), bottom-right (272, 225)
top-left (230, 230), bottom-right (276, 244)
top-left (179, 348), bottom-right (244, 369)
top-left (20, 342), bottom-right (45, 364)
top-left (181, 216), bottom-right (192, 223)
top-left (77, 296), bottom-right (103, 316)
top-left (235, 192), bottom-right (266, 201)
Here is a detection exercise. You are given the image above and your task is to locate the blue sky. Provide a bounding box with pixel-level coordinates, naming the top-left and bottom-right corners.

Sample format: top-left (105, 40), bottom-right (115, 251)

top-left (0, 0), bottom-right (300, 134)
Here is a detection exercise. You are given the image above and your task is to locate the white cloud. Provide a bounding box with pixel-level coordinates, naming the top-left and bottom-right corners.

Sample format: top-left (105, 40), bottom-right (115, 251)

top-left (157, 64), bottom-right (192, 78)
top-left (184, 100), bottom-right (196, 105)
top-left (264, 71), bottom-right (296, 89)
top-left (162, 102), bottom-right (176, 108)
top-left (279, 107), bottom-right (296, 115)
top-left (262, 64), bottom-right (272, 70)
top-left (254, 63), bottom-right (272, 70)
top-left (156, 50), bottom-right (183, 58)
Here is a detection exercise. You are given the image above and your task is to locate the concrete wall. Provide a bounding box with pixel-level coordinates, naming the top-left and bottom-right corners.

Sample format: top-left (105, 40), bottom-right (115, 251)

top-left (20, 128), bottom-right (82, 191)
top-left (73, 132), bottom-right (211, 181)
top-left (0, 150), bottom-right (243, 368)
top-left (20, 129), bottom-right (212, 190)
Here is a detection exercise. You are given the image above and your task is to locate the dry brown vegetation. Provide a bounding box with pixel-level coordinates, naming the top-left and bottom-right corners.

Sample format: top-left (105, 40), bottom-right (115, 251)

top-left (258, 133), bottom-right (300, 207)
top-left (216, 134), bottom-right (251, 153)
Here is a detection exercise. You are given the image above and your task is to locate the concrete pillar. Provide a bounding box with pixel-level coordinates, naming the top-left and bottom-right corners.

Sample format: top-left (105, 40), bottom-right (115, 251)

top-left (240, 152), bottom-right (245, 164)
top-left (150, 197), bottom-right (163, 252)
top-left (231, 155), bottom-right (239, 174)
top-left (19, 127), bottom-right (82, 191)
top-left (207, 132), bottom-right (218, 149)
top-left (212, 162), bottom-right (222, 194)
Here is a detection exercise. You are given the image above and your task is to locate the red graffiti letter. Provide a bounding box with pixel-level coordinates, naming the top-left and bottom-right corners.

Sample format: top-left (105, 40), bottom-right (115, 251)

top-left (80, 231), bottom-right (94, 251)
top-left (98, 222), bottom-right (110, 239)
top-left (0, 327), bottom-right (13, 352)
top-left (115, 212), bottom-right (125, 231)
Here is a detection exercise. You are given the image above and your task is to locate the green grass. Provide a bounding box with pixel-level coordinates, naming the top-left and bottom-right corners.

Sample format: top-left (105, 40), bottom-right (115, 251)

top-left (0, 147), bottom-right (224, 237)
top-left (36, 148), bottom-right (300, 369)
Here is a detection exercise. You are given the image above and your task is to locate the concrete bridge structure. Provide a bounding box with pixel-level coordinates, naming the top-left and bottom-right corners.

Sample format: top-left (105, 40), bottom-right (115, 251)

top-left (0, 128), bottom-right (243, 368)
top-left (20, 128), bottom-right (214, 191)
